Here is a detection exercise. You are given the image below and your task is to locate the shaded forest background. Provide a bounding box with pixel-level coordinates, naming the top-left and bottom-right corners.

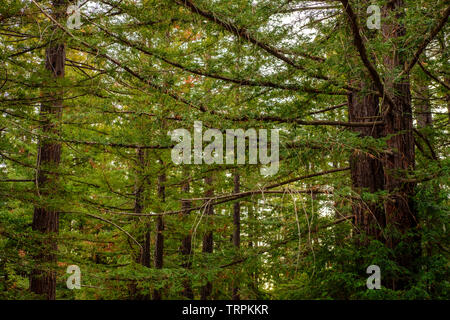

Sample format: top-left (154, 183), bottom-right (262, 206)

top-left (0, 0), bottom-right (448, 300)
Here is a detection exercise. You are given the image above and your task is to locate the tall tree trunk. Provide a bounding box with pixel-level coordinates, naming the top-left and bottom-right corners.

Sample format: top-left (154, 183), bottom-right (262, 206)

top-left (153, 168), bottom-right (166, 300)
top-left (136, 149), bottom-right (151, 268)
top-left (348, 81), bottom-right (385, 242)
top-left (247, 204), bottom-right (259, 297)
top-left (232, 170), bottom-right (240, 300)
top-left (30, 0), bottom-right (66, 300)
top-left (129, 148), bottom-right (151, 299)
top-left (180, 171), bottom-right (194, 299)
top-left (381, 0), bottom-right (421, 290)
top-left (201, 175), bottom-right (214, 300)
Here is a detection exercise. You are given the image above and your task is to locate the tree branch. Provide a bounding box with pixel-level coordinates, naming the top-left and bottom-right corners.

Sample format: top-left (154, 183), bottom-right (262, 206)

top-left (339, 0), bottom-right (396, 116)
top-left (405, 5), bottom-right (450, 74)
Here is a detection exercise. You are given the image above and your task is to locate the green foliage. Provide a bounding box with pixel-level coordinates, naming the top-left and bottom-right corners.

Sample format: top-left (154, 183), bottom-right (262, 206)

top-left (0, 0), bottom-right (448, 300)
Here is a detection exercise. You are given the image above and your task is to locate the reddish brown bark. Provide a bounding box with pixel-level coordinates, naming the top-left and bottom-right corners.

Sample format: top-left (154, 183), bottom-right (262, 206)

top-left (30, 0), bottom-right (66, 300)
top-left (232, 171), bottom-right (240, 300)
top-left (415, 75), bottom-right (433, 128)
top-left (153, 171), bottom-right (166, 300)
top-left (129, 148), bottom-right (151, 300)
top-left (201, 175), bottom-right (214, 300)
top-left (381, 0), bottom-right (421, 289)
top-left (136, 148), bottom-right (151, 268)
top-left (348, 81), bottom-right (385, 241)
top-left (180, 173), bottom-right (194, 299)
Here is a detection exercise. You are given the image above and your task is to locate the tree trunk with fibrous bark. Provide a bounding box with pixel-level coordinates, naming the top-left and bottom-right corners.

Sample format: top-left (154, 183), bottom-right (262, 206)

top-left (30, 0), bottom-right (66, 300)
top-left (381, 0), bottom-right (422, 290)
